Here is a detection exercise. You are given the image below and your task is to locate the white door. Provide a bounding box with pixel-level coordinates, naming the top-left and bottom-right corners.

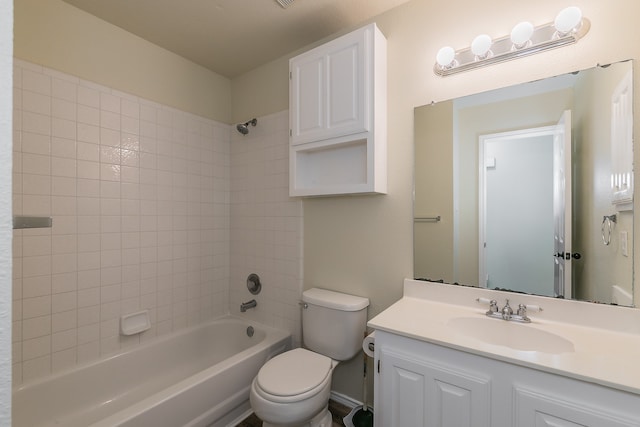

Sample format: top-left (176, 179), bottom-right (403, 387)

top-left (553, 110), bottom-right (572, 298)
top-left (478, 113), bottom-right (572, 297)
top-left (479, 128), bottom-right (557, 296)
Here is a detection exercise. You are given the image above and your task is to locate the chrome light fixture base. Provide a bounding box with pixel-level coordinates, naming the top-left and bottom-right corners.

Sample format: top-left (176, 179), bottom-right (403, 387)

top-left (434, 15), bottom-right (590, 77)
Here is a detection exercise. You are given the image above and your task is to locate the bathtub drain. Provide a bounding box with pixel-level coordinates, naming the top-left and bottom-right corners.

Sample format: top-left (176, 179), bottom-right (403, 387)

top-left (246, 326), bottom-right (255, 337)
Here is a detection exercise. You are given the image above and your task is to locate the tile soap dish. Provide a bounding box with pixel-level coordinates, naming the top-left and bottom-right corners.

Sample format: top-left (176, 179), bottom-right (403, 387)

top-left (120, 310), bottom-right (151, 335)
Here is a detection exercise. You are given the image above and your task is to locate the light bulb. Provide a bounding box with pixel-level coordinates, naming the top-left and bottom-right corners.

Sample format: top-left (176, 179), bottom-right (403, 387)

top-left (510, 21), bottom-right (534, 49)
top-left (471, 34), bottom-right (492, 59)
top-left (555, 6), bottom-right (582, 35)
top-left (436, 46), bottom-right (456, 68)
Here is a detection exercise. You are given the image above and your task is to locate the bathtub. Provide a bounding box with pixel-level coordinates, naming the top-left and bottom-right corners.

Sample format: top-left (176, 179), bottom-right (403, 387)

top-left (12, 316), bottom-right (291, 427)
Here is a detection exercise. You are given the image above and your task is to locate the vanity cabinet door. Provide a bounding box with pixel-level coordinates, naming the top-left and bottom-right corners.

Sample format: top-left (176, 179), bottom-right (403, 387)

top-left (513, 385), bottom-right (640, 427)
top-left (379, 347), bottom-right (492, 427)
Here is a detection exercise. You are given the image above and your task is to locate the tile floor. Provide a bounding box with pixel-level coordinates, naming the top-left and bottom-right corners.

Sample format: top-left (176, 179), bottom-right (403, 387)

top-left (236, 399), bottom-right (350, 427)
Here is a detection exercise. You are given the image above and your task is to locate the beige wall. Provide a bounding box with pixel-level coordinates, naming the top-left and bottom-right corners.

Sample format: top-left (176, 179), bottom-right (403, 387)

top-left (414, 100), bottom-right (454, 282)
top-left (231, 0), bottom-right (640, 399)
top-left (573, 63), bottom-right (634, 302)
top-left (14, 0), bottom-right (231, 123)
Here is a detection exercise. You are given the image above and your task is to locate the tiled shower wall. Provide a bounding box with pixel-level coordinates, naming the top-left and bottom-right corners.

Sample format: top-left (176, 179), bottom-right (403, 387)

top-left (11, 59), bottom-right (232, 385)
top-left (230, 111), bottom-right (304, 348)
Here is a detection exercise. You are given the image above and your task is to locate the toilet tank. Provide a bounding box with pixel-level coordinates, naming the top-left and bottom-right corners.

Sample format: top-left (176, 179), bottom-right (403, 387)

top-left (301, 288), bottom-right (369, 361)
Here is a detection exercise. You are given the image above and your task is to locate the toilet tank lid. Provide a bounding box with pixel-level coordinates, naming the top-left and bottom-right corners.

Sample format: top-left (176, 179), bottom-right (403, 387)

top-left (302, 288), bottom-right (369, 311)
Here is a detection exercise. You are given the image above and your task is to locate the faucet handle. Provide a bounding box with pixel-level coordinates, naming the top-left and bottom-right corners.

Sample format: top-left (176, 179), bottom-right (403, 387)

top-left (517, 303), bottom-right (527, 317)
top-left (523, 304), bottom-right (543, 313)
top-left (476, 297), bottom-right (498, 313)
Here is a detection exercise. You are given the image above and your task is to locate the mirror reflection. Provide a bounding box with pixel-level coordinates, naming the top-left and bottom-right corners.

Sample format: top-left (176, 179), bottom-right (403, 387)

top-left (414, 60), bottom-right (634, 306)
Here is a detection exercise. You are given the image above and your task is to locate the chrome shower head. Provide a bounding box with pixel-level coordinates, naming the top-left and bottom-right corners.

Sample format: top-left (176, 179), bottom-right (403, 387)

top-left (236, 118), bottom-right (257, 135)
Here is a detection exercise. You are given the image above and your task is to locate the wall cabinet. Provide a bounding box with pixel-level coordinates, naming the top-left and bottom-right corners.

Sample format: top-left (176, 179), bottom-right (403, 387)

top-left (374, 331), bottom-right (640, 427)
top-left (289, 23), bottom-right (387, 196)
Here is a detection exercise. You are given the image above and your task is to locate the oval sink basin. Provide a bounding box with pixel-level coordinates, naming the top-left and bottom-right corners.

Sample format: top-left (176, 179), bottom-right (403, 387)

top-left (447, 316), bottom-right (575, 354)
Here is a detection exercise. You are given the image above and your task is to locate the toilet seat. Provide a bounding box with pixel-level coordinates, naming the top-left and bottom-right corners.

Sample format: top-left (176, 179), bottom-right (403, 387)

top-left (254, 348), bottom-right (333, 404)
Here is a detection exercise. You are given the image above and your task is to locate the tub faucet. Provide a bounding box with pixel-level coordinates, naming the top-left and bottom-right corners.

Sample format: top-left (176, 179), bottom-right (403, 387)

top-left (241, 299), bottom-right (257, 312)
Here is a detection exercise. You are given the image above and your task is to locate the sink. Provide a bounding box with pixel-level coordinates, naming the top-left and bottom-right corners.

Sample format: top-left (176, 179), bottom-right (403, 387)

top-left (447, 316), bottom-right (575, 354)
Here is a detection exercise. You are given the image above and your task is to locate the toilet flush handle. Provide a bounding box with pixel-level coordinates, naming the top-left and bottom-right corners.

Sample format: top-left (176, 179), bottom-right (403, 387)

top-left (298, 301), bottom-right (308, 309)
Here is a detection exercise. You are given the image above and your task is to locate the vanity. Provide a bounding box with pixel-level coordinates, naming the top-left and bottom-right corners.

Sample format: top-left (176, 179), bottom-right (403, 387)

top-left (368, 279), bottom-right (640, 427)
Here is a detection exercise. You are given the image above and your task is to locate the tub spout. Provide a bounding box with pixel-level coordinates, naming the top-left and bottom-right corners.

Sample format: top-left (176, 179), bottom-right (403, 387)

top-left (240, 299), bottom-right (257, 312)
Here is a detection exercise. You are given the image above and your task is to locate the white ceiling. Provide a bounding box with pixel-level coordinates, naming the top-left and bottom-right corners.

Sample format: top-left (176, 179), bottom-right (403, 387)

top-left (61, 0), bottom-right (412, 79)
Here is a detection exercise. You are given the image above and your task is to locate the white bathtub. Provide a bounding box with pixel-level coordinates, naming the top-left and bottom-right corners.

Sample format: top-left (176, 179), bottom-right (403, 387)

top-left (12, 316), bottom-right (291, 427)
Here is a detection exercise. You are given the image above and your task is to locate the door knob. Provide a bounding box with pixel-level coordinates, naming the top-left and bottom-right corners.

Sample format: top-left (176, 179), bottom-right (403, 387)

top-left (554, 252), bottom-right (582, 260)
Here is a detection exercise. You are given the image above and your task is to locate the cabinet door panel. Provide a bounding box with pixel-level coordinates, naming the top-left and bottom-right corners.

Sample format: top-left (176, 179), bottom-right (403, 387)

top-left (391, 365), bottom-right (426, 426)
top-left (290, 56), bottom-right (324, 143)
top-left (380, 348), bottom-right (491, 427)
top-left (514, 387), bottom-right (639, 427)
top-left (435, 380), bottom-right (473, 427)
top-left (326, 37), bottom-right (366, 135)
top-left (534, 412), bottom-right (587, 427)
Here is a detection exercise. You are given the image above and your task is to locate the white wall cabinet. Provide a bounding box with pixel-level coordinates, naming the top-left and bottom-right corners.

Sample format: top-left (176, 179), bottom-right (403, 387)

top-left (374, 331), bottom-right (640, 427)
top-left (289, 23), bottom-right (386, 196)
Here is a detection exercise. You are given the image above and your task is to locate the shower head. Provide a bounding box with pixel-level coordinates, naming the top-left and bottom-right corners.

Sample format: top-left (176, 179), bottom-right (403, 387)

top-left (236, 118), bottom-right (257, 135)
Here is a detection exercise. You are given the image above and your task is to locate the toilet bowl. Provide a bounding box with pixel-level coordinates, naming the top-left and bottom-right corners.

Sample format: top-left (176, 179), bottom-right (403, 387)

top-left (249, 348), bottom-right (337, 427)
top-left (249, 288), bottom-right (369, 427)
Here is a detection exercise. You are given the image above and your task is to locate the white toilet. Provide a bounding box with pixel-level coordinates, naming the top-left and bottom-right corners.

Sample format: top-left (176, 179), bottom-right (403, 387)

top-left (250, 288), bottom-right (369, 427)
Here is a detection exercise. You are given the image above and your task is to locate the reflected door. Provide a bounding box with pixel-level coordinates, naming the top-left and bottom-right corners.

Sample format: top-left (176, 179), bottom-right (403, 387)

top-left (553, 110), bottom-right (573, 298)
top-left (479, 125), bottom-right (561, 296)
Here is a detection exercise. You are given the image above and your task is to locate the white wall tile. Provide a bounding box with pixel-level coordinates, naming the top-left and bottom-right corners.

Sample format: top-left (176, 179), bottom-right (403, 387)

top-left (22, 69), bottom-right (51, 96)
top-left (12, 61), bottom-right (240, 385)
top-left (77, 105), bottom-right (100, 126)
top-left (52, 118), bottom-right (76, 140)
top-left (22, 91), bottom-right (51, 116)
top-left (77, 86), bottom-right (100, 108)
top-left (52, 78), bottom-right (77, 103)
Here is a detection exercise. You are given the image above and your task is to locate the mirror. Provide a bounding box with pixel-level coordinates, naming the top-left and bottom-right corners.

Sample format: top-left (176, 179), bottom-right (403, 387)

top-left (414, 60), bottom-right (634, 306)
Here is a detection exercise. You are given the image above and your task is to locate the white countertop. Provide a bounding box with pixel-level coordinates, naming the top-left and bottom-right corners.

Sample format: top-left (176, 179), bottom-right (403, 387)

top-left (368, 279), bottom-right (640, 395)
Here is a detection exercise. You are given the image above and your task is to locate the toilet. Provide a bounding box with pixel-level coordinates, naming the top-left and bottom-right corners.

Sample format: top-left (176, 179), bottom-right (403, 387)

top-left (250, 288), bottom-right (369, 427)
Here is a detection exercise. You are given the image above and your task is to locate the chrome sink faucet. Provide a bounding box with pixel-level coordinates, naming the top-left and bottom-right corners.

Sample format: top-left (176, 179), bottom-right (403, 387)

top-left (501, 299), bottom-right (513, 320)
top-left (476, 298), bottom-right (541, 323)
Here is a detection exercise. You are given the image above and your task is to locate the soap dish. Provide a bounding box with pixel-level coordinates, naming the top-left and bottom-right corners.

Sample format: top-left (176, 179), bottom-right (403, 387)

top-left (120, 310), bottom-right (151, 336)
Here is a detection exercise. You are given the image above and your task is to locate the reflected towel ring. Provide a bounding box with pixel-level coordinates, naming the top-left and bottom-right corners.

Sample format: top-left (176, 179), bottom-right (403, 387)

top-left (601, 214), bottom-right (617, 246)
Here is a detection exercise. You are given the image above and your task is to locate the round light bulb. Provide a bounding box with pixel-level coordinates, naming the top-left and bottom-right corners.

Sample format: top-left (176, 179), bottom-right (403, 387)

top-left (471, 34), bottom-right (492, 58)
top-left (436, 46), bottom-right (456, 68)
top-left (554, 6), bottom-right (582, 35)
top-left (510, 21), bottom-right (534, 48)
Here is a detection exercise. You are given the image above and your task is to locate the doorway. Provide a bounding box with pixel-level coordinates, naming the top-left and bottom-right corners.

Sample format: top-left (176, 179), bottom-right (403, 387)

top-left (479, 111), bottom-right (572, 297)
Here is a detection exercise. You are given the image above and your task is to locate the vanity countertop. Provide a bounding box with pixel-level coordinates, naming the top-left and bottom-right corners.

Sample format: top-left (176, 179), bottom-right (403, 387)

top-left (368, 279), bottom-right (640, 395)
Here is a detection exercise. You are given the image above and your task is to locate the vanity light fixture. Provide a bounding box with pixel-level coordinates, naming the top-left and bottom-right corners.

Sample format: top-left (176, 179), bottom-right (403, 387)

top-left (434, 6), bottom-right (590, 76)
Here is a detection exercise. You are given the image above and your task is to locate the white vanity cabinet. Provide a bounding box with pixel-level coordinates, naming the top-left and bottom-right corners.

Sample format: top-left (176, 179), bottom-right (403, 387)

top-left (374, 331), bottom-right (640, 427)
top-left (289, 23), bottom-right (387, 196)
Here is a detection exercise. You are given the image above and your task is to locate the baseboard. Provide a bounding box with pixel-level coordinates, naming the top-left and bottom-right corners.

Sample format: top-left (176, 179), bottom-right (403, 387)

top-left (330, 391), bottom-right (361, 409)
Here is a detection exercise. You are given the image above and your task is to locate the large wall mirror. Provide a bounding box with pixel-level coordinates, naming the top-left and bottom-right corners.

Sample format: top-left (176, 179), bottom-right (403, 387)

top-left (414, 60), bottom-right (634, 306)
